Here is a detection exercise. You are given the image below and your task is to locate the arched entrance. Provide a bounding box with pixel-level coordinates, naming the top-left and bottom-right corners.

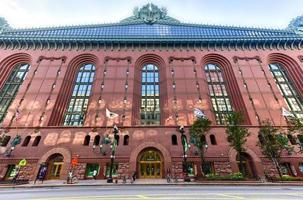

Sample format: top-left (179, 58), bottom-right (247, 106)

top-left (46, 154), bottom-right (64, 180)
top-left (237, 153), bottom-right (257, 178)
top-left (138, 148), bottom-right (163, 179)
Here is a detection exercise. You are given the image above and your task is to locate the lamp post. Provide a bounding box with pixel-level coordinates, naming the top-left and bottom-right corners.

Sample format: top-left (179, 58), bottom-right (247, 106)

top-left (179, 125), bottom-right (191, 182)
top-left (107, 125), bottom-right (119, 183)
top-left (4, 135), bottom-right (21, 157)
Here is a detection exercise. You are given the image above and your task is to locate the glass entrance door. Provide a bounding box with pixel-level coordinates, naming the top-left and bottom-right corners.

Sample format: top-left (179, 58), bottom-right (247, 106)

top-left (139, 150), bottom-right (162, 179)
top-left (49, 162), bottom-right (63, 179)
top-left (140, 162), bottom-right (161, 178)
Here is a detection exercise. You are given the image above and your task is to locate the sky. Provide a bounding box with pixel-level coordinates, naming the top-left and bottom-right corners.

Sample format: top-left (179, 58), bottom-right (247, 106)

top-left (0, 0), bottom-right (302, 29)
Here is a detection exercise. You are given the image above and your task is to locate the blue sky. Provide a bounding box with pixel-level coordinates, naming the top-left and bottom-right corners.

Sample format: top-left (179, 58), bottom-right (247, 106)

top-left (0, 0), bottom-right (302, 29)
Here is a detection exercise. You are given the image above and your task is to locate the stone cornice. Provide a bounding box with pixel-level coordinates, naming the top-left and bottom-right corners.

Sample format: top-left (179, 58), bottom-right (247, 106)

top-left (0, 37), bottom-right (302, 51)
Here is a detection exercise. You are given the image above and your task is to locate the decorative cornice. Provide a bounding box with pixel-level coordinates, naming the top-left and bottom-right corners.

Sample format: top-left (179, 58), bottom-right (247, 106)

top-left (233, 56), bottom-right (262, 63)
top-left (0, 38), bottom-right (302, 52)
top-left (120, 3), bottom-right (180, 24)
top-left (104, 56), bottom-right (132, 64)
top-left (37, 56), bottom-right (67, 63)
top-left (168, 56), bottom-right (196, 64)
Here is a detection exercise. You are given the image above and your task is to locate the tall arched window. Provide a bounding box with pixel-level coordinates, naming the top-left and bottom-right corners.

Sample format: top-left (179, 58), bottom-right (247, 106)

top-left (205, 64), bottom-right (233, 124)
top-left (0, 63), bottom-right (30, 122)
top-left (269, 63), bottom-right (303, 118)
top-left (63, 64), bottom-right (95, 126)
top-left (140, 64), bottom-right (160, 125)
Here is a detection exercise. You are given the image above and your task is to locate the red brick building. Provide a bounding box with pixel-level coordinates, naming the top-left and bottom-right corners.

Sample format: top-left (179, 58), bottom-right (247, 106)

top-left (0, 4), bottom-right (303, 181)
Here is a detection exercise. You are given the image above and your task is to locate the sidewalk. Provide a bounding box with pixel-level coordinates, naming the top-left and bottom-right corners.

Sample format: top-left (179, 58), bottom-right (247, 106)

top-left (1, 179), bottom-right (303, 188)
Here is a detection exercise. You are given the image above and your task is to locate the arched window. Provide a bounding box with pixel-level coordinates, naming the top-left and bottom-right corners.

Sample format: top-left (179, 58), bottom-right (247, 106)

top-left (172, 134), bottom-right (178, 145)
top-left (32, 136), bottom-right (41, 146)
top-left (83, 135), bottom-right (90, 146)
top-left (93, 135), bottom-right (100, 146)
top-left (0, 63), bottom-right (31, 122)
top-left (0, 135), bottom-right (11, 147)
top-left (22, 136), bottom-right (31, 146)
top-left (63, 64), bottom-right (95, 126)
top-left (140, 64), bottom-right (160, 125)
top-left (210, 134), bottom-right (217, 145)
top-left (269, 63), bottom-right (303, 118)
top-left (205, 64), bottom-right (233, 124)
top-left (123, 135), bottom-right (129, 145)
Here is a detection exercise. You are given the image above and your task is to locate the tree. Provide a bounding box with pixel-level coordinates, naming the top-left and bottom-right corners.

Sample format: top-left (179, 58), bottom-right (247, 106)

top-left (258, 120), bottom-right (293, 179)
top-left (189, 117), bottom-right (212, 175)
top-left (225, 112), bottom-right (250, 177)
top-left (288, 117), bottom-right (303, 151)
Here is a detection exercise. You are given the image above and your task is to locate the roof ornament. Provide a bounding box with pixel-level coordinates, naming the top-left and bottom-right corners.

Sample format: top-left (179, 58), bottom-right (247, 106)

top-left (0, 17), bottom-right (10, 33)
top-left (288, 15), bottom-right (303, 34)
top-left (121, 3), bottom-right (180, 24)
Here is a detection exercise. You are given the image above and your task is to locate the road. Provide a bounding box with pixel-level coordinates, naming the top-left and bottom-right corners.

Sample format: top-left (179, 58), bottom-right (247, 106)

top-left (1, 185), bottom-right (303, 200)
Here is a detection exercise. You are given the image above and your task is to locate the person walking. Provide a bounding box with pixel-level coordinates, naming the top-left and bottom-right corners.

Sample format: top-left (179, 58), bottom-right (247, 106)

top-left (131, 171), bottom-right (136, 183)
top-left (92, 169), bottom-right (97, 180)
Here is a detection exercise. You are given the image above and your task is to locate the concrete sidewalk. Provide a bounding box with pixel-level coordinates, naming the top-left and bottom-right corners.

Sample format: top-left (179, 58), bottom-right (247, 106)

top-left (1, 179), bottom-right (303, 188)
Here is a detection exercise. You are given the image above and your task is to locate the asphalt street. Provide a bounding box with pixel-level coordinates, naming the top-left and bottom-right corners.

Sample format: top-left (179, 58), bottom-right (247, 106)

top-left (1, 185), bottom-right (303, 200)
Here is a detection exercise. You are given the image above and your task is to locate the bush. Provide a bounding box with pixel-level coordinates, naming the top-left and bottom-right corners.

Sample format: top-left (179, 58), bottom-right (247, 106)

top-left (205, 172), bottom-right (244, 181)
top-left (281, 175), bottom-right (303, 181)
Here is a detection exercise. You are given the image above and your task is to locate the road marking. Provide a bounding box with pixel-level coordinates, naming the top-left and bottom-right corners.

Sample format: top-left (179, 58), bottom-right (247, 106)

top-left (286, 192), bottom-right (303, 197)
top-left (218, 194), bottom-right (246, 199)
top-left (136, 195), bottom-right (150, 199)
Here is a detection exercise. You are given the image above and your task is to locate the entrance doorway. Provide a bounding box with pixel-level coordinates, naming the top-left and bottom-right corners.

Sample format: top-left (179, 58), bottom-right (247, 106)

top-left (47, 154), bottom-right (64, 180)
top-left (138, 149), bottom-right (162, 179)
top-left (237, 153), bottom-right (256, 178)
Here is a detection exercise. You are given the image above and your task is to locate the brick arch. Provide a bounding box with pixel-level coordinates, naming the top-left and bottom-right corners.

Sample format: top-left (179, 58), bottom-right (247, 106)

top-left (0, 53), bottom-right (32, 89)
top-left (267, 53), bottom-right (303, 97)
top-left (48, 53), bottom-right (99, 126)
top-left (34, 147), bottom-right (72, 180)
top-left (129, 142), bottom-right (171, 171)
top-left (228, 147), bottom-right (263, 177)
top-left (201, 54), bottom-right (251, 124)
top-left (132, 54), bottom-right (168, 125)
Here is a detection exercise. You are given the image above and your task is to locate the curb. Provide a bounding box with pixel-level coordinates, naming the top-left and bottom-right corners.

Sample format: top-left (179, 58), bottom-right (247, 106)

top-left (1, 182), bottom-right (303, 189)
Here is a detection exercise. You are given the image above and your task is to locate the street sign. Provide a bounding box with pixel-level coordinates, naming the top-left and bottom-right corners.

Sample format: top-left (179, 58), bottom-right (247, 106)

top-left (18, 159), bottom-right (27, 167)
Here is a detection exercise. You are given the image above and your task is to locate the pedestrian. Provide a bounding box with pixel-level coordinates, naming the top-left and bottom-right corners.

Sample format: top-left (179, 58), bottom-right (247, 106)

top-left (92, 169), bottom-right (97, 180)
top-left (166, 169), bottom-right (171, 183)
top-left (132, 171), bottom-right (136, 182)
top-left (67, 170), bottom-right (73, 184)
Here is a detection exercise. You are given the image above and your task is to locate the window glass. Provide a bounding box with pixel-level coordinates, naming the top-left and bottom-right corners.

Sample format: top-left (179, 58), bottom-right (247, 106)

top-left (85, 163), bottom-right (100, 178)
top-left (0, 63), bottom-right (31, 122)
top-left (269, 63), bottom-right (303, 118)
top-left (299, 163), bottom-right (303, 174)
top-left (205, 63), bottom-right (233, 124)
top-left (140, 64), bottom-right (160, 125)
top-left (64, 64), bottom-right (95, 126)
top-left (105, 163), bottom-right (118, 177)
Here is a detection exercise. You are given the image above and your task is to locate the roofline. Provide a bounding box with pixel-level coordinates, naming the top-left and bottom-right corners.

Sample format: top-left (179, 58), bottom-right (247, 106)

top-left (2, 21), bottom-right (294, 34)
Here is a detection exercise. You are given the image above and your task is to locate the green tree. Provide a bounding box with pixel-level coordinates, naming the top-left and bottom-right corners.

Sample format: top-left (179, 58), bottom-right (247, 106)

top-left (258, 120), bottom-right (293, 179)
top-left (189, 117), bottom-right (212, 175)
top-left (225, 112), bottom-right (250, 177)
top-left (288, 117), bottom-right (303, 151)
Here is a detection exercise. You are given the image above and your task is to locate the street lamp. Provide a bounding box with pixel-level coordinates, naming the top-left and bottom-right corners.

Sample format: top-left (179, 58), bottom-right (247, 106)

top-left (107, 125), bottom-right (119, 183)
top-left (179, 125), bottom-right (191, 182)
top-left (4, 135), bottom-right (21, 157)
